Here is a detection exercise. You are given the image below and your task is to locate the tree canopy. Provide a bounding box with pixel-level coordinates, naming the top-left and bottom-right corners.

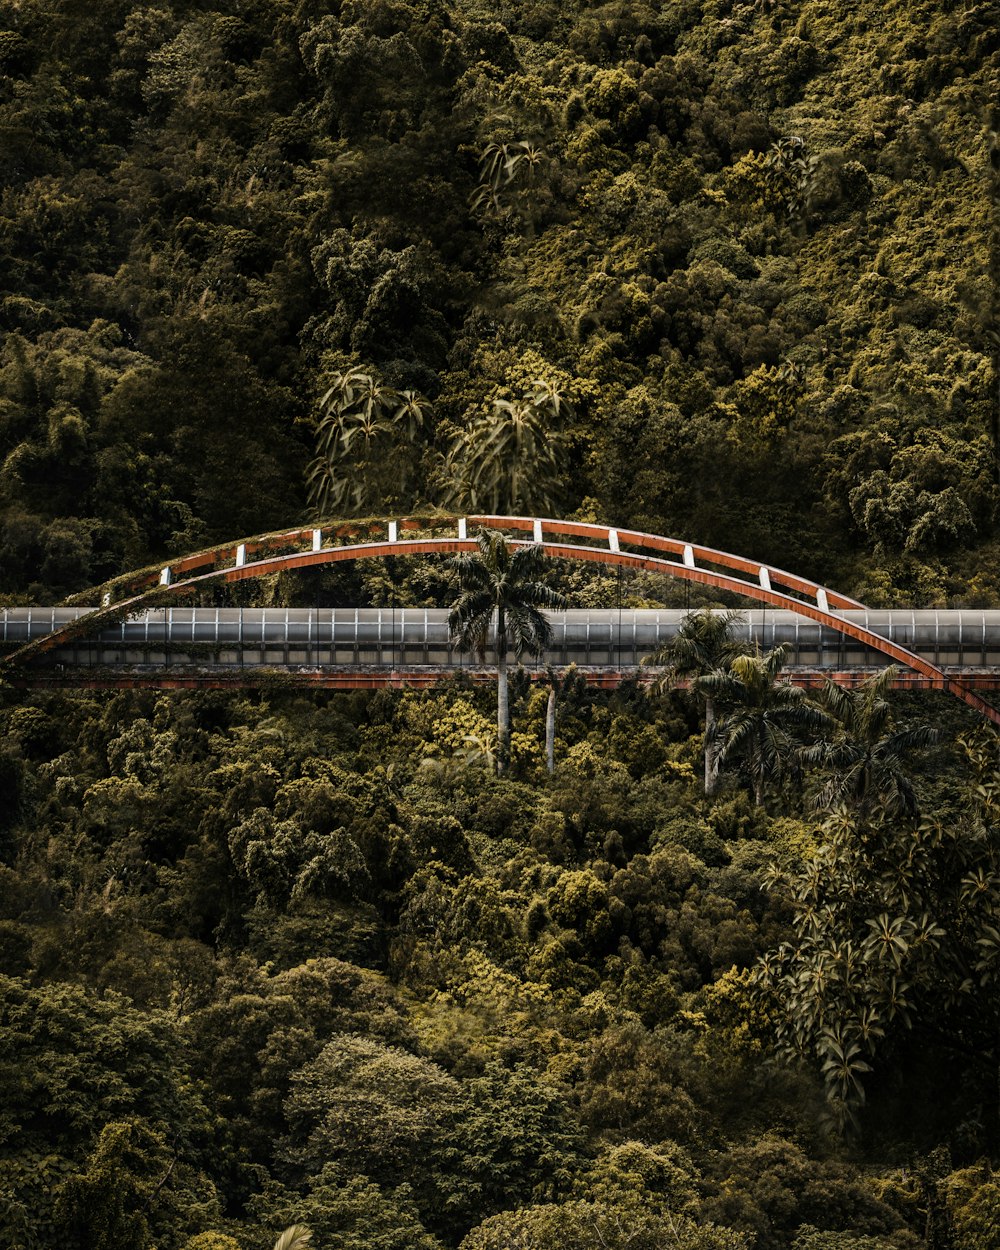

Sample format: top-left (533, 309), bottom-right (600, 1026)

top-left (2, 1), bottom-right (1000, 1248)
top-left (0, 0), bottom-right (997, 605)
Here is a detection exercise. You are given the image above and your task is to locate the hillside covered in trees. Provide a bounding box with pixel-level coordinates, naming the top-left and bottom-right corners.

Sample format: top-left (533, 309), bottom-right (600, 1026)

top-left (3, 1), bottom-right (1000, 1248)
top-left (3, 672), bottom-right (1000, 1249)
top-left (1, 0), bottom-right (999, 602)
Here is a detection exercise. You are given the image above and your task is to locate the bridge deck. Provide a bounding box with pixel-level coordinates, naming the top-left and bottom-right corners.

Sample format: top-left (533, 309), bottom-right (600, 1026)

top-left (6, 608), bottom-right (1000, 687)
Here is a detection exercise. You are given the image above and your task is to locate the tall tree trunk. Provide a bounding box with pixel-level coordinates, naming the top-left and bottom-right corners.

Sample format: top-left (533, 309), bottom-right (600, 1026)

top-left (545, 685), bottom-right (556, 775)
top-left (496, 613), bottom-right (509, 775)
top-left (704, 695), bottom-right (720, 796)
top-left (754, 760), bottom-right (765, 808)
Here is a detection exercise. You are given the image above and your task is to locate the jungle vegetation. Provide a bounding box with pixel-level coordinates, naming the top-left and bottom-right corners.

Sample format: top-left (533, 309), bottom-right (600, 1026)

top-left (2, 0), bottom-right (1000, 1248)
top-left (1, 665), bottom-right (999, 1249)
top-left (1, 0), bottom-right (998, 605)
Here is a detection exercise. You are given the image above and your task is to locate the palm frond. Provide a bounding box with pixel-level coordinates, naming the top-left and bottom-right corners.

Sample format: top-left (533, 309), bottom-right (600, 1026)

top-left (883, 724), bottom-right (940, 753)
top-left (507, 603), bottom-right (554, 658)
top-left (273, 1226), bottom-right (313, 1250)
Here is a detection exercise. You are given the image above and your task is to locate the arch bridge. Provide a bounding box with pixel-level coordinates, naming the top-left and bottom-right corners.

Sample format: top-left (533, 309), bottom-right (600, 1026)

top-left (3, 514), bottom-right (998, 724)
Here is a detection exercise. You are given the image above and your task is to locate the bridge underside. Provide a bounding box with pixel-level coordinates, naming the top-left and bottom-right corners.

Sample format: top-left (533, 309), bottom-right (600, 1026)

top-left (11, 665), bottom-right (1000, 695)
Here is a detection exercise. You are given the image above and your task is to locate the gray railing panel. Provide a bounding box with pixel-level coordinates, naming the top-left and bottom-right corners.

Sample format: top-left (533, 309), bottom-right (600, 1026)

top-left (9, 607), bottom-right (1000, 673)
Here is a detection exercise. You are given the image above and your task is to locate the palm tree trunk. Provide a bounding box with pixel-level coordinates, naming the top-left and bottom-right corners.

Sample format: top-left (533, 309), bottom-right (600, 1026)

top-left (545, 685), bottom-right (556, 774)
top-left (497, 616), bottom-right (510, 775)
top-left (704, 695), bottom-right (719, 796)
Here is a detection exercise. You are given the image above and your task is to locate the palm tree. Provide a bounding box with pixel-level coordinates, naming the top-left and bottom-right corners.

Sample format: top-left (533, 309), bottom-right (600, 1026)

top-left (307, 366), bottom-right (429, 515)
top-left (646, 609), bottom-right (750, 795)
top-left (449, 530), bottom-right (567, 774)
top-left (803, 666), bottom-right (939, 821)
top-left (438, 379), bottom-right (570, 516)
top-left (698, 646), bottom-right (830, 807)
top-left (470, 139), bottom-right (544, 215)
top-left (273, 1227), bottom-right (312, 1250)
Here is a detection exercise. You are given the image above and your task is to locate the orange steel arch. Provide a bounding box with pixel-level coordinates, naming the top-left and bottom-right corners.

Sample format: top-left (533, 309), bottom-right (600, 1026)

top-left (8, 514), bottom-right (1000, 725)
top-left (66, 514), bottom-right (869, 611)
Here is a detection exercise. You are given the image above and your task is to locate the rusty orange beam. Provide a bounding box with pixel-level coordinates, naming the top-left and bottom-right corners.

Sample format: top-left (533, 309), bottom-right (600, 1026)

top-left (69, 515), bottom-right (865, 612)
top-left (8, 666), bottom-right (1000, 702)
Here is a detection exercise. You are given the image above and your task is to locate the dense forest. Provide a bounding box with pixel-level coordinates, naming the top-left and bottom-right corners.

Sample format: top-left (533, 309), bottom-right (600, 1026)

top-left (2, 0), bottom-right (999, 601)
top-left (3, 0), bottom-right (1000, 1247)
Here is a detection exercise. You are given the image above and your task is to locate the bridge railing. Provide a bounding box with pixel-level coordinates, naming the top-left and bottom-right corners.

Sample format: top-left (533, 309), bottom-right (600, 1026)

top-left (9, 608), bottom-right (1000, 674)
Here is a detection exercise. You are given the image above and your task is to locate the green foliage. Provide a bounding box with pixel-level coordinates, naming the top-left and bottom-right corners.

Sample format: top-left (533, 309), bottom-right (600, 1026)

top-left (0, 975), bottom-right (211, 1156)
top-left (700, 1135), bottom-right (909, 1250)
top-left (281, 1036), bottom-right (585, 1237)
top-left (307, 367), bottom-right (430, 516)
top-left (53, 1119), bottom-right (166, 1250)
top-left (438, 377), bottom-right (573, 515)
top-left (460, 1199), bottom-right (750, 1250)
top-left (0, 675), bottom-right (992, 1248)
top-left (182, 1236), bottom-right (242, 1250)
top-left (0, 0), bottom-right (995, 604)
top-left (944, 1165), bottom-right (1000, 1250)
top-left (647, 609), bottom-right (751, 795)
top-left (471, 140), bottom-right (545, 216)
top-left (3, 0), bottom-right (1000, 1241)
top-left (757, 729), bottom-right (1000, 1133)
top-left (802, 667), bottom-right (939, 820)
top-left (252, 1171), bottom-right (442, 1250)
top-left (698, 648), bottom-right (831, 808)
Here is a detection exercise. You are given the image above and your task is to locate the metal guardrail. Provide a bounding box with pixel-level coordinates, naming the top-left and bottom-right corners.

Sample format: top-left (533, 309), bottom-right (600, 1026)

top-left (7, 608), bottom-right (1000, 672)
